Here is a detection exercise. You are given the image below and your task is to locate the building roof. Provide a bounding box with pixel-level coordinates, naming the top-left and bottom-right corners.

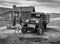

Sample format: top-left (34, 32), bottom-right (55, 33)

top-left (13, 6), bottom-right (35, 12)
top-left (20, 6), bottom-right (35, 12)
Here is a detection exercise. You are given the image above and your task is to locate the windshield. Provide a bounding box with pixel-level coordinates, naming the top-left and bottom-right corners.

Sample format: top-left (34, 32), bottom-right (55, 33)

top-left (31, 14), bottom-right (41, 18)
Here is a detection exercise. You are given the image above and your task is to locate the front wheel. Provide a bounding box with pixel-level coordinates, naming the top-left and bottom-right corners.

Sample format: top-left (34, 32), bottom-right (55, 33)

top-left (43, 24), bottom-right (47, 30)
top-left (21, 28), bottom-right (27, 33)
top-left (37, 27), bottom-right (43, 35)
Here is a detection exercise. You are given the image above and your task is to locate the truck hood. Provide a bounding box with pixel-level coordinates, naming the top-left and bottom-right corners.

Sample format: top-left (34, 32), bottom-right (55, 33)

top-left (30, 18), bottom-right (40, 23)
top-left (28, 24), bottom-right (36, 28)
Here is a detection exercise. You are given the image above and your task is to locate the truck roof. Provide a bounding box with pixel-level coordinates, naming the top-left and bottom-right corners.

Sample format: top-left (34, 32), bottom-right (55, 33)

top-left (31, 12), bottom-right (44, 14)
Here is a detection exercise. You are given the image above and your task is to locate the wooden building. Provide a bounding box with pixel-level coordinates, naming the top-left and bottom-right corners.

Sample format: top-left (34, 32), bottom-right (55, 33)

top-left (0, 5), bottom-right (36, 26)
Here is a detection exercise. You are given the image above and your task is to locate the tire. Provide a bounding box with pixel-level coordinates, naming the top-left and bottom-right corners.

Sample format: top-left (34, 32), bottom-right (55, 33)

top-left (22, 24), bottom-right (27, 33)
top-left (44, 24), bottom-right (47, 30)
top-left (22, 28), bottom-right (27, 33)
top-left (37, 27), bottom-right (43, 35)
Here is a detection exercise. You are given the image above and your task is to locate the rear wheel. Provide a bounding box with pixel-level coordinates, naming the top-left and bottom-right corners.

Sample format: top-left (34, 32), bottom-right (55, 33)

top-left (44, 24), bottom-right (47, 30)
top-left (37, 27), bottom-right (43, 35)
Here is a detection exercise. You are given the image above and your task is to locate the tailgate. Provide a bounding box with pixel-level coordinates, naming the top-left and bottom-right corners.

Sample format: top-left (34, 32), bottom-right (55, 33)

top-left (43, 15), bottom-right (50, 23)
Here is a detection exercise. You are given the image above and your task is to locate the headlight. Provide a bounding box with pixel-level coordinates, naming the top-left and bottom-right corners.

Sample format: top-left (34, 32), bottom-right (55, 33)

top-left (36, 21), bottom-right (39, 23)
top-left (25, 19), bottom-right (29, 22)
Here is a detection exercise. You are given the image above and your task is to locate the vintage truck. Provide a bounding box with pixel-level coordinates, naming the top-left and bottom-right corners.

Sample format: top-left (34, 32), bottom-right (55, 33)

top-left (12, 6), bottom-right (50, 34)
top-left (21, 12), bottom-right (50, 34)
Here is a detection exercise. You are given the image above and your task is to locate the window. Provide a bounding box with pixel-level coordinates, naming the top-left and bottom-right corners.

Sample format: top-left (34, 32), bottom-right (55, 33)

top-left (31, 14), bottom-right (41, 18)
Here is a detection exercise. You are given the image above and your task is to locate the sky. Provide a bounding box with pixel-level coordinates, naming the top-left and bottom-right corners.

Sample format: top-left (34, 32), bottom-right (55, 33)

top-left (0, 0), bottom-right (60, 13)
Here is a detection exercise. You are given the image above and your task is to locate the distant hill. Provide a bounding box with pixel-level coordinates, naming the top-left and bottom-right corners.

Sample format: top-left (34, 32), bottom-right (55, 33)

top-left (0, 7), bottom-right (12, 14)
top-left (49, 13), bottom-right (60, 18)
top-left (0, 7), bottom-right (12, 26)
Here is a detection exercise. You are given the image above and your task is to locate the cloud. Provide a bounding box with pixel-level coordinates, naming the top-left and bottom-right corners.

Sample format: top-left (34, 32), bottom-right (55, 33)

top-left (25, 0), bottom-right (60, 13)
top-left (0, 0), bottom-right (40, 6)
top-left (26, 0), bottom-right (53, 2)
top-left (0, 0), bottom-right (60, 13)
top-left (53, 0), bottom-right (60, 1)
top-left (26, 0), bottom-right (60, 8)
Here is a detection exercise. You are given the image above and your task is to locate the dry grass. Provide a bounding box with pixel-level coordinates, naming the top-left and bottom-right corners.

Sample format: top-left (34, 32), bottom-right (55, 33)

top-left (0, 31), bottom-right (60, 44)
top-left (0, 13), bottom-right (60, 44)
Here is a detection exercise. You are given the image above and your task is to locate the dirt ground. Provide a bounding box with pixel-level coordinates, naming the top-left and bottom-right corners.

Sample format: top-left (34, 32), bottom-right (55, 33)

top-left (0, 14), bottom-right (60, 44)
top-left (0, 27), bottom-right (60, 44)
